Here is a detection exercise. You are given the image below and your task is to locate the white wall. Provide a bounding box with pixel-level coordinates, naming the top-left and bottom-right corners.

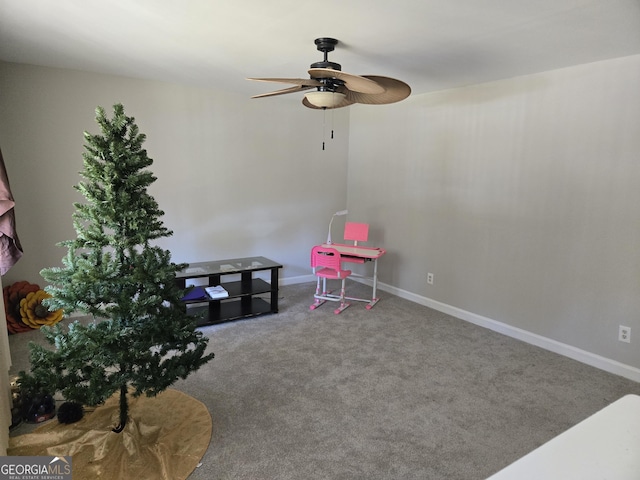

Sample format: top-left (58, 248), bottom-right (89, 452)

top-left (348, 54), bottom-right (640, 372)
top-left (1, 55), bottom-right (639, 381)
top-left (0, 62), bottom-right (349, 286)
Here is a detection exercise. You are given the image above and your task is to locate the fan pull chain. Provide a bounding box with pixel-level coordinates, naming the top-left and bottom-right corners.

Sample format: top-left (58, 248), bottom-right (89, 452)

top-left (331, 106), bottom-right (335, 139)
top-left (322, 107), bottom-right (327, 150)
top-left (320, 104), bottom-right (338, 150)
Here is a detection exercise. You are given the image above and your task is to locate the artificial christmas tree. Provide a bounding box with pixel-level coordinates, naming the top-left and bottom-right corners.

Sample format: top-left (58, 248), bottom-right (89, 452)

top-left (20, 104), bottom-right (214, 432)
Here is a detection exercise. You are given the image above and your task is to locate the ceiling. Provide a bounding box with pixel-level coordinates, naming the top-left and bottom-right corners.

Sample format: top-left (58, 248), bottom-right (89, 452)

top-left (1, 0), bottom-right (640, 101)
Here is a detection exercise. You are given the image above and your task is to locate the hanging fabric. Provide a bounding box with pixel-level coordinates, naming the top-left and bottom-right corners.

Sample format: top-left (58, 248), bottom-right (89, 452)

top-left (0, 147), bottom-right (23, 275)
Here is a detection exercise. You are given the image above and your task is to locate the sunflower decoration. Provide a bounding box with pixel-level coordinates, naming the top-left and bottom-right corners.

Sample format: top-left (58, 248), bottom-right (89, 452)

top-left (19, 290), bottom-right (64, 329)
top-left (3, 281), bottom-right (41, 334)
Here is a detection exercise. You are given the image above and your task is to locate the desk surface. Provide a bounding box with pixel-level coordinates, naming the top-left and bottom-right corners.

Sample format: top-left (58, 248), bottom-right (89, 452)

top-left (487, 394), bottom-right (640, 479)
top-left (320, 243), bottom-right (386, 259)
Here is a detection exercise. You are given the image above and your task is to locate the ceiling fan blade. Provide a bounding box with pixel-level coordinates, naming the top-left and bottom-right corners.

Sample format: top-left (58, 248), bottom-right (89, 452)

top-left (251, 85), bottom-right (315, 99)
top-left (308, 68), bottom-right (385, 94)
top-left (342, 76), bottom-right (411, 105)
top-left (302, 96), bottom-right (354, 110)
top-left (247, 77), bottom-right (321, 87)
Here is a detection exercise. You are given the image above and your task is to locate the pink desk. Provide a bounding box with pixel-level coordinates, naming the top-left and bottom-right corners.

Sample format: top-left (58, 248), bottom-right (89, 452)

top-left (320, 242), bottom-right (386, 309)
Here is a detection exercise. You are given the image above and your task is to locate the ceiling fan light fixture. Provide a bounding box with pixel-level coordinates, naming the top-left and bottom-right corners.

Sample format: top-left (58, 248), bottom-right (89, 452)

top-left (304, 90), bottom-right (346, 108)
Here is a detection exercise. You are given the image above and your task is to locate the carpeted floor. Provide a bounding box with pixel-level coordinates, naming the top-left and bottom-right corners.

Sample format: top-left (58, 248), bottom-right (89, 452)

top-left (9, 282), bottom-right (640, 479)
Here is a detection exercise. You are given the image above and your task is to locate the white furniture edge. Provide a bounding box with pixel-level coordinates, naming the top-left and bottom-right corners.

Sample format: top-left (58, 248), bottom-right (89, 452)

top-left (486, 394), bottom-right (640, 479)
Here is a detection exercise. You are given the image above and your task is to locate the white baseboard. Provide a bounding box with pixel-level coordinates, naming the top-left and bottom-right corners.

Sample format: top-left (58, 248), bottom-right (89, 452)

top-left (375, 281), bottom-right (640, 383)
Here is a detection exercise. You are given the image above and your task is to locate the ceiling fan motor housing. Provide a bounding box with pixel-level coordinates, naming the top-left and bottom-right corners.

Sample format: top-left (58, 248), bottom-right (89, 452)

top-left (315, 77), bottom-right (345, 93)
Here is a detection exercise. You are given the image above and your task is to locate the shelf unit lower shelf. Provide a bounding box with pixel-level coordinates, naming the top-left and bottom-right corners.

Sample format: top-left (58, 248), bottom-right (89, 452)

top-left (187, 297), bottom-right (274, 326)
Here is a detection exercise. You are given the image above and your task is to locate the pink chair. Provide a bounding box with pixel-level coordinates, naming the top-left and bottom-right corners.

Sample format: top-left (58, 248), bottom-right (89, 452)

top-left (310, 245), bottom-right (352, 314)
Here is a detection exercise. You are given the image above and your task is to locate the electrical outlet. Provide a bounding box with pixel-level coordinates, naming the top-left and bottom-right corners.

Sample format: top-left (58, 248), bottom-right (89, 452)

top-left (619, 325), bottom-right (631, 343)
top-left (427, 273), bottom-right (434, 285)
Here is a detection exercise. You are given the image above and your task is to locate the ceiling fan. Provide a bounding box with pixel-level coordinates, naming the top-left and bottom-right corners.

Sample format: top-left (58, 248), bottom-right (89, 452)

top-left (248, 37), bottom-right (411, 109)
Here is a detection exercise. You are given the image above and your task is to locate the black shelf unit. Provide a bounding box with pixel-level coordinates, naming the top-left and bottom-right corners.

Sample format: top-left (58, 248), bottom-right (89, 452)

top-left (176, 256), bottom-right (282, 326)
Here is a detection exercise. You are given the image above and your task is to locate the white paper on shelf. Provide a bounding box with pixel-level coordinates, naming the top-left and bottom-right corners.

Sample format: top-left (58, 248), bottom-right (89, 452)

top-left (205, 285), bottom-right (229, 299)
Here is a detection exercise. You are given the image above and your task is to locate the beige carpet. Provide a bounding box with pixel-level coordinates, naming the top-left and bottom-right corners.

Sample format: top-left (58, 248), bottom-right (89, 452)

top-left (8, 388), bottom-right (211, 480)
top-left (9, 283), bottom-right (640, 479)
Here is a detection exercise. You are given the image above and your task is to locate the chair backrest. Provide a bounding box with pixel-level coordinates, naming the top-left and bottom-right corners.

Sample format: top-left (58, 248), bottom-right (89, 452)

top-left (344, 222), bottom-right (369, 246)
top-left (311, 245), bottom-right (343, 271)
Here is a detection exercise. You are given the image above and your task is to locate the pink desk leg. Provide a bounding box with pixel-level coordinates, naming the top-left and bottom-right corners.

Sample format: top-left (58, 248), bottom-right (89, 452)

top-left (366, 258), bottom-right (381, 310)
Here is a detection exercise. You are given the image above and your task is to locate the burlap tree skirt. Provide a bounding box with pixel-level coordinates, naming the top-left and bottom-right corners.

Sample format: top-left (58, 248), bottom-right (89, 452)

top-left (8, 389), bottom-right (212, 479)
